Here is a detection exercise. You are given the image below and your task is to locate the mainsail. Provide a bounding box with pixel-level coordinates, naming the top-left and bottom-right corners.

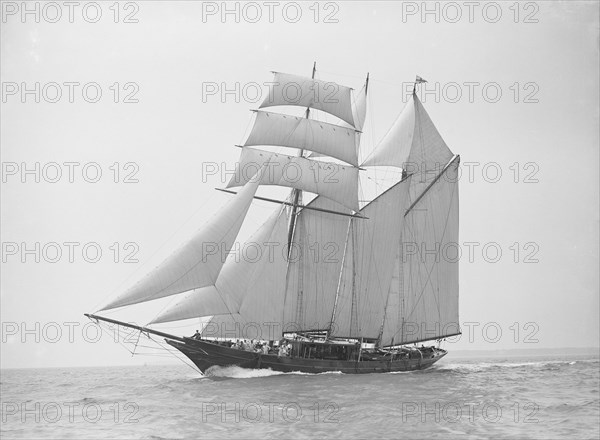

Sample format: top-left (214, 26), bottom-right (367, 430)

top-left (397, 157), bottom-right (460, 344)
top-left (379, 158), bottom-right (460, 346)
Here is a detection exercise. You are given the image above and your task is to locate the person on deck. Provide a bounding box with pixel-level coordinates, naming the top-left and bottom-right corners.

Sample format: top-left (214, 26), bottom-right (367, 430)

top-left (192, 330), bottom-right (201, 340)
top-left (262, 343), bottom-right (269, 355)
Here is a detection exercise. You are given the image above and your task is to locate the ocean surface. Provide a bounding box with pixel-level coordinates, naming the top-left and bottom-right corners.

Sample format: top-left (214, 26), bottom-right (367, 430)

top-left (1, 353), bottom-right (598, 439)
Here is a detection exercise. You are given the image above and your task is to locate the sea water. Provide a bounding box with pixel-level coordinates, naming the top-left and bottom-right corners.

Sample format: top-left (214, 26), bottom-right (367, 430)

top-left (1, 353), bottom-right (598, 439)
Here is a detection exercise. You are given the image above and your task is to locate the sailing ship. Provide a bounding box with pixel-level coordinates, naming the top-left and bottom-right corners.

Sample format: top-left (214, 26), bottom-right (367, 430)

top-left (86, 64), bottom-right (461, 374)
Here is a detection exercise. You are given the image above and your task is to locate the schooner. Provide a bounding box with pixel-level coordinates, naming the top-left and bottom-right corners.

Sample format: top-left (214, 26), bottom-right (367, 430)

top-left (86, 65), bottom-right (461, 374)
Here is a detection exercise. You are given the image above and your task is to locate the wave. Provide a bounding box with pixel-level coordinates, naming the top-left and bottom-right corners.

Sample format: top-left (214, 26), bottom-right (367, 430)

top-left (433, 358), bottom-right (597, 374)
top-left (204, 365), bottom-right (287, 379)
top-left (203, 365), bottom-right (344, 379)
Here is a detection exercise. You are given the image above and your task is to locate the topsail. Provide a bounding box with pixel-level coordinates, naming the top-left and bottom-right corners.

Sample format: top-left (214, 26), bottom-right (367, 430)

top-left (260, 72), bottom-right (356, 127)
top-left (362, 93), bottom-right (454, 200)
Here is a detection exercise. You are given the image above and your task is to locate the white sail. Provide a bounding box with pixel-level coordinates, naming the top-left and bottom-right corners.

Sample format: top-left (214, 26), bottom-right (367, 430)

top-left (379, 240), bottom-right (403, 346)
top-left (282, 197), bottom-right (352, 332)
top-left (227, 147), bottom-right (360, 212)
top-left (244, 110), bottom-right (359, 166)
top-left (151, 205), bottom-right (290, 325)
top-left (398, 158), bottom-right (460, 344)
top-left (405, 96), bottom-right (455, 199)
top-left (100, 167), bottom-right (265, 311)
top-left (353, 82), bottom-right (368, 132)
top-left (331, 177), bottom-right (412, 339)
top-left (361, 94), bottom-right (453, 199)
top-left (361, 97), bottom-right (415, 168)
top-left (201, 313), bottom-right (281, 340)
top-left (260, 72), bottom-right (356, 127)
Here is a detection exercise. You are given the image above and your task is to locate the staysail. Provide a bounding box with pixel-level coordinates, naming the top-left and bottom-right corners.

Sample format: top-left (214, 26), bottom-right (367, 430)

top-left (150, 204), bottom-right (290, 326)
top-left (99, 167), bottom-right (266, 311)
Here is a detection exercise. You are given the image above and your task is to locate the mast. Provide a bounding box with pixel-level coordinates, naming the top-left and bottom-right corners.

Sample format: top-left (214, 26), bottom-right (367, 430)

top-left (286, 61), bottom-right (316, 257)
top-left (349, 73), bottom-right (370, 340)
top-left (348, 221), bottom-right (359, 338)
top-left (287, 62), bottom-right (316, 330)
top-left (328, 218), bottom-right (352, 338)
top-left (328, 72), bottom-right (370, 340)
top-left (376, 279), bottom-right (390, 347)
top-left (93, 68), bottom-right (372, 334)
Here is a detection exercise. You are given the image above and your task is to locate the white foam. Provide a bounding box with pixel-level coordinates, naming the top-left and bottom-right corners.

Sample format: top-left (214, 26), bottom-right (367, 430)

top-left (204, 365), bottom-right (286, 378)
top-left (203, 365), bottom-right (345, 379)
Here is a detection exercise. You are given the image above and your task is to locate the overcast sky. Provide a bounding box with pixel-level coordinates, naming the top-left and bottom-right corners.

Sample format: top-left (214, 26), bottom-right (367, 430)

top-left (1, 1), bottom-right (598, 368)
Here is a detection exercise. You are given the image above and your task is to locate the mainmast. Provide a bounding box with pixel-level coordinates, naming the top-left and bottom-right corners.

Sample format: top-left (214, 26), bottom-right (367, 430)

top-left (328, 72), bottom-right (369, 340)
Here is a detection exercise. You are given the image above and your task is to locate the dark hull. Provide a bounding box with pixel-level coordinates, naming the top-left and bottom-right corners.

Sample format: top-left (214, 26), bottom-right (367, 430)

top-left (167, 338), bottom-right (446, 375)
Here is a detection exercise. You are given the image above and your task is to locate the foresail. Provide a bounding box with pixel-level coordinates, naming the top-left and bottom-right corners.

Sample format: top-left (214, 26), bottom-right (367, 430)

top-left (331, 177), bottom-right (412, 340)
top-left (99, 167), bottom-right (265, 311)
top-left (260, 72), bottom-right (356, 127)
top-left (397, 158), bottom-right (460, 344)
top-left (150, 205), bottom-right (290, 325)
top-left (227, 147), bottom-right (360, 212)
top-left (282, 197), bottom-right (352, 332)
top-left (244, 110), bottom-right (359, 166)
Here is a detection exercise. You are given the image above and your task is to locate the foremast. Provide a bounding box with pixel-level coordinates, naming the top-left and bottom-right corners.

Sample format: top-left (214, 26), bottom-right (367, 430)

top-left (145, 67), bottom-right (368, 330)
top-left (286, 61), bottom-right (316, 330)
